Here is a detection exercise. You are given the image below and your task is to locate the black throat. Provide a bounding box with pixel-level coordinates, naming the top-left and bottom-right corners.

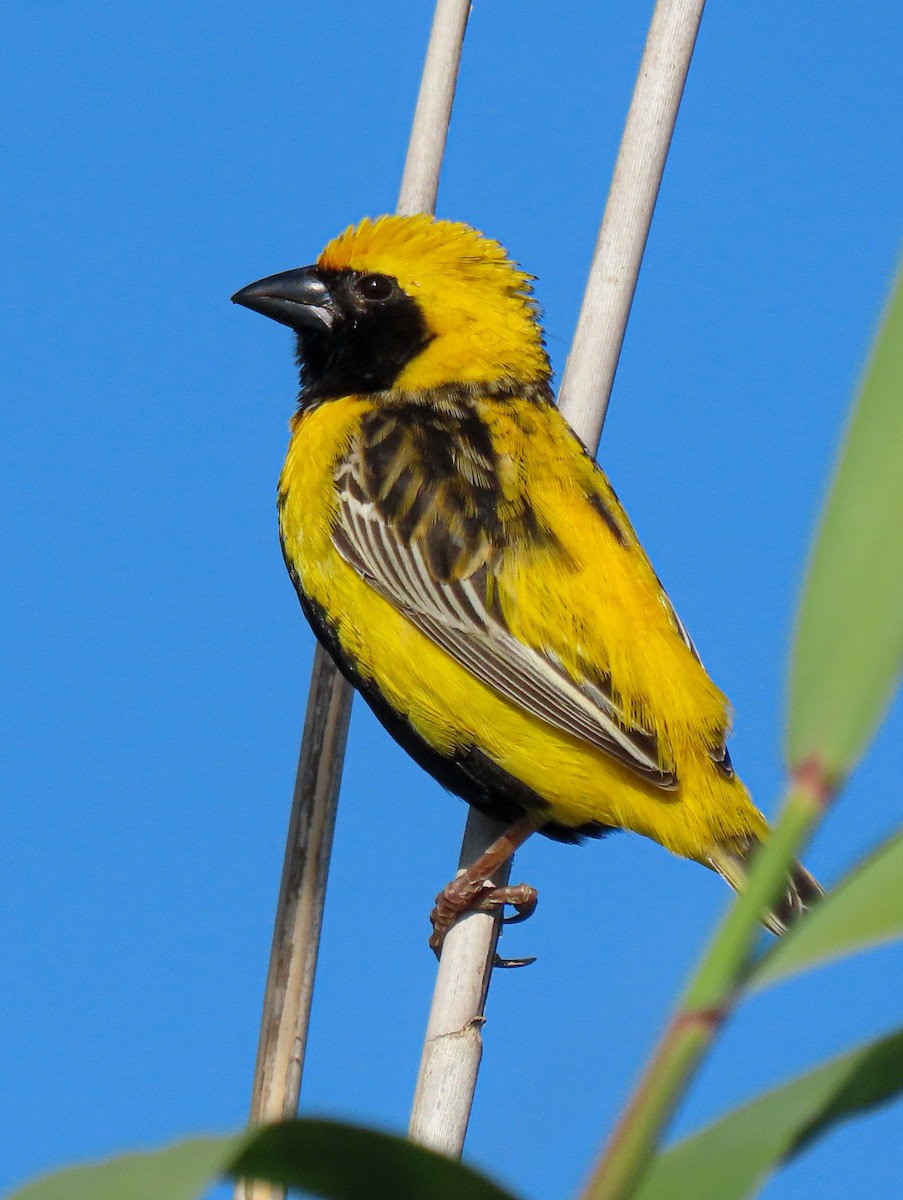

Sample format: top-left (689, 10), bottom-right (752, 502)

top-left (296, 269), bottom-right (433, 405)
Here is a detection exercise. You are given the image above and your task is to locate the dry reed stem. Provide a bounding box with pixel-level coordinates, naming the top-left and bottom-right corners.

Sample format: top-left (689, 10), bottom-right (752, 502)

top-left (236, 3), bottom-right (471, 1198)
top-left (409, 0), bottom-right (707, 1160)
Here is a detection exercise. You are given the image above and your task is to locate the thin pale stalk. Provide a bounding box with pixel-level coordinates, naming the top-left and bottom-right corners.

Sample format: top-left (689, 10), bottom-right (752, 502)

top-left (398, 0), bottom-right (470, 216)
top-left (247, 666), bottom-right (351, 1119)
top-left (411, 0), bottom-right (707, 1160)
top-left (580, 771), bottom-right (831, 1200)
top-left (399, 0), bottom-right (568, 1158)
top-left (237, 5), bottom-right (470, 1198)
top-left (408, 812), bottom-right (512, 1155)
top-left (235, 656), bottom-right (352, 1200)
top-left (557, 0), bottom-right (706, 452)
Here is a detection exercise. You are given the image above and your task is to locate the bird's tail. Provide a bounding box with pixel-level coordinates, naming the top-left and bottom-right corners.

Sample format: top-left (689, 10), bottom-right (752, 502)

top-left (707, 836), bottom-right (823, 936)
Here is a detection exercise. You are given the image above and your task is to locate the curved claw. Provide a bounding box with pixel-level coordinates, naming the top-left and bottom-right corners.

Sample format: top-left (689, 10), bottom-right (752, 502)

top-left (493, 954), bottom-right (537, 969)
top-left (497, 884), bottom-right (538, 925)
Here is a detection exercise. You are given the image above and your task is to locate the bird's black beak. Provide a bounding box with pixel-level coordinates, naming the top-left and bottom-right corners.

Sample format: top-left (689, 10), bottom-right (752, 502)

top-left (231, 266), bottom-right (337, 331)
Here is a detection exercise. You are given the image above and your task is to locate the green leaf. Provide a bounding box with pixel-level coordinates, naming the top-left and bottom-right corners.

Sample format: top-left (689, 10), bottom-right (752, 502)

top-left (634, 1027), bottom-right (903, 1200)
top-left (5, 1119), bottom-right (522, 1200)
top-left (230, 1119), bottom-right (520, 1200)
top-left (787, 262), bottom-right (903, 779)
top-left (752, 827), bottom-right (903, 990)
top-left (5, 1135), bottom-right (245, 1200)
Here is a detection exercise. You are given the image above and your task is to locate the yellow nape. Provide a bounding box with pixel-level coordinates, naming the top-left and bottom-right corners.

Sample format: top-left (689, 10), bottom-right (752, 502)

top-left (317, 215), bottom-right (551, 391)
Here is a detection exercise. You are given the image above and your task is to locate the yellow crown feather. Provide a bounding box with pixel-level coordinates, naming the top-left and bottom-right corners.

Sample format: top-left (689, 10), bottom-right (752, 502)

top-left (318, 215), bottom-right (551, 391)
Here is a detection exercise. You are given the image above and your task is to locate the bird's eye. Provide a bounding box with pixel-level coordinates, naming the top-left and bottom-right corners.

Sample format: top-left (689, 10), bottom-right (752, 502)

top-left (354, 273), bottom-right (395, 302)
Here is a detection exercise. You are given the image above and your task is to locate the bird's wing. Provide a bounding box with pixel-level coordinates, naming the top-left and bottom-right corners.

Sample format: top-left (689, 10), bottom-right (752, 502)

top-left (332, 446), bottom-right (676, 788)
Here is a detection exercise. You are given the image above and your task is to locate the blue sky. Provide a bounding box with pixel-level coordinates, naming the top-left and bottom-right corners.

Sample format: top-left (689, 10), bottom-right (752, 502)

top-left (2, 3), bottom-right (903, 1199)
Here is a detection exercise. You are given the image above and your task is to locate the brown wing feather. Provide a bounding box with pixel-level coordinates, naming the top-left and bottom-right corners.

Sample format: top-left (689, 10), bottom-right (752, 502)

top-left (332, 402), bottom-right (677, 787)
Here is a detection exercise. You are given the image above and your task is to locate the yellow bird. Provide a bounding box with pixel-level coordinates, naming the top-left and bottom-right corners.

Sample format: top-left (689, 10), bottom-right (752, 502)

top-left (233, 214), bottom-right (819, 953)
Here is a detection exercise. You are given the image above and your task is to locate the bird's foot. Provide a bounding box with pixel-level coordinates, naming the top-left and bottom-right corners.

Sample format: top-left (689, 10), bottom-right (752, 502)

top-left (427, 813), bottom-right (539, 963)
top-left (429, 878), bottom-right (539, 961)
